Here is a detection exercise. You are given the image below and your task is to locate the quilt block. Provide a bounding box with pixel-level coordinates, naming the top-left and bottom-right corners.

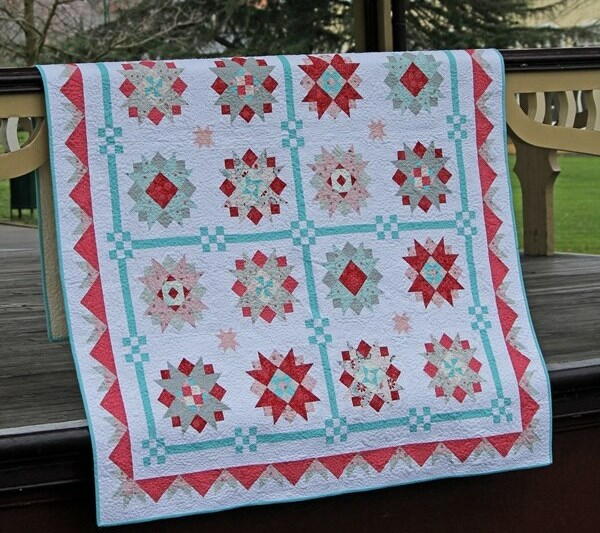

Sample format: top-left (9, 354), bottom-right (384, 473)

top-left (38, 49), bottom-right (551, 526)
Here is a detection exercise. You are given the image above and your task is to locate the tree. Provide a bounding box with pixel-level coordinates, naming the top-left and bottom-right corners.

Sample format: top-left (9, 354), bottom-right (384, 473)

top-left (50, 0), bottom-right (353, 63)
top-left (398, 0), bottom-right (600, 50)
top-left (0, 0), bottom-right (101, 65)
top-left (0, 0), bottom-right (598, 67)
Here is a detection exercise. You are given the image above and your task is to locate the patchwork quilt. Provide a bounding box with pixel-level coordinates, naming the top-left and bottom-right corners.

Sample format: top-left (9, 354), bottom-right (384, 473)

top-left (39, 49), bottom-right (551, 526)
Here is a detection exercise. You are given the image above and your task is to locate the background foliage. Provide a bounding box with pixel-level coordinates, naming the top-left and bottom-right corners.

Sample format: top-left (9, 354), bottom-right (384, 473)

top-left (0, 0), bottom-right (598, 66)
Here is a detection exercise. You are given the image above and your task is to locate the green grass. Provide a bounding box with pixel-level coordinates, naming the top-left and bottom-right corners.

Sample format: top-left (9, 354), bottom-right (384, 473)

top-left (0, 179), bottom-right (38, 225)
top-left (0, 155), bottom-right (598, 252)
top-left (0, 180), bottom-right (7, 219)
top-left (509, 154), bottom-right (600, 254)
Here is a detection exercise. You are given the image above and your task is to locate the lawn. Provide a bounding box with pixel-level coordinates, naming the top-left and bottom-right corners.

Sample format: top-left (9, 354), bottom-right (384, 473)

top-left (509, 154), bottom-right (600, 254)
top-left (0, 177), bottom-right (37, 225)
top-left (0, 154), bottom-right (598, 253)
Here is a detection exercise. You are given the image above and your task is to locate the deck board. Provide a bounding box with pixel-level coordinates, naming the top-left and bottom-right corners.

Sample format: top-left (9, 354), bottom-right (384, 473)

top-left (0, 226), bottom-right (599, 431)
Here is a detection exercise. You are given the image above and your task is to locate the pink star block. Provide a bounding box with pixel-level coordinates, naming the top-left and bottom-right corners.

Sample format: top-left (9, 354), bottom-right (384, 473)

top-left (217, 328), bottom-right (238, 352)
top-left (393, 312), bottom-right (411, 334)
top-left (194, 125), bottom-right (214, 148)
top-left (368, 119), bottom-right (386, 141)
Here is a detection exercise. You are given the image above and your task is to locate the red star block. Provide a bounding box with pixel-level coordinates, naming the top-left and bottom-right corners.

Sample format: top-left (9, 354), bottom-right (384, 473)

top-left (247, 350), bottom-right (319, 423)
top-left (404, 238), bottom-right (464, 307)
top-left (299, 54), bottom-right (362, 118)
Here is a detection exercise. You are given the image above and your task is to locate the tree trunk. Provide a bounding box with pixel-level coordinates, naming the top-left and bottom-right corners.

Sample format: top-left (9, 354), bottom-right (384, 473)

top-left (23, 0), bottom-right (37, 65)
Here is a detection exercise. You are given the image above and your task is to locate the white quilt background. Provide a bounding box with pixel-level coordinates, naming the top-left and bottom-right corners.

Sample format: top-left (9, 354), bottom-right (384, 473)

top-left (40, 49), bottom-right (551, 526)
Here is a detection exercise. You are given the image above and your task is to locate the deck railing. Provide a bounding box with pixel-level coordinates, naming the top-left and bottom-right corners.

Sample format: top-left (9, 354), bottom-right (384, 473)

top-left (1, 48), bottom-right (600, 255)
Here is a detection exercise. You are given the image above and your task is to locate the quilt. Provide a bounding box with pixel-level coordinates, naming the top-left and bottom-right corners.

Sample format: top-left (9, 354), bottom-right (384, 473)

top-left (38, 49), bottom-right (551, 526)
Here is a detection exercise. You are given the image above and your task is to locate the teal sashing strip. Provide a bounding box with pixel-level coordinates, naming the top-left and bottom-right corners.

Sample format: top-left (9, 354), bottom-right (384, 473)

top-left (97, 54), bottom-right (511, 462)
top-left (444, 51), bottom-right (504, 397)
top-left (315, 219), bottom-right (456, 237)
top-left (130, 220), bottom-right (457, 251)
top-left (98, 64), bottom-right (124, 230)
top-left (278, 54), bottom-right (340, 418)
top-left (164, 405), bottom-right (494, 455)
top-left (166, 408), bottom-right (494, 454)
top-left (97, 63), bottom-right (158, 440)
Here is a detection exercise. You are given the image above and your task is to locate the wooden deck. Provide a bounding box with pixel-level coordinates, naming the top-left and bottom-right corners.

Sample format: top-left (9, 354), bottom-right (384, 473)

top-left (0, 224), bottom-right (599, 432)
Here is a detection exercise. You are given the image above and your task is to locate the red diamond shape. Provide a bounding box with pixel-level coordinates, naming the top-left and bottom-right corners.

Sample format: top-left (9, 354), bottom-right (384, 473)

top-left (453, 387), bottom-right (467, 402)
top-left (242, 149), bottom-right (259, 167)
top-left (424, 361), bottom-right (438, 378)
top-left (260, 306), bottom-right (276, 323)
top-left (119, 79), bottom-right (136, 97)
top-left (146, 172), bottom-right (178, 208)
top-left (239, 105), bottom-right (255, 122)
top-left (440, 334), bottom-right (454, 349)
top-left (263, 75), bottom-right (278, 93)
top-left (220, 179), bottom-right (236, 197)
top-left (178, 358), bottom-right (194, 375)
top-left (212, 77), bottom-right (228, 94)
top-left (252, 251), bottom-right (268, 267)
top-left (191, 416), bottom-right (207, 432)
top-left (270, 177), bottom-right (286, 194)
top-left (282, 276), bottom-right (298, 293)
top-left (171, 77), bottom-right (187, 95)
top-left (386, 364), bottom-right (400, 380)
top-left (168, 287), bottom-right (179, 299)
top-left (147, 107), bottom-right (165, 125)
top-left (469, 358), bottom-right (482, 373)
top-left (400, 63), bottom-right (429, 97)
top-left (413, 142), bottom-right (427, 158)
top-left (369, 395), bottom-right (385, 412)
top-left (357, 340), bottom-right (371, 357)
top-left (247, 207), bottom-right (263, 225)
top-left (393, 170), bottom-right (406, 186)
top-left (340, 371), bottom-right (354, 387)
top-left (418, 196), bottom-right (432, 212)
top-left (338, 260), bottom-right (367, 296)
top-left (192, 394), bottom-right (204, 405)
top-left (232, 280), bottom-right (247, 297)
top-left (438, 167), bottom-right (452, 183)
top-left (210, 383), bottom-right (226, 400)
top-left (158, 389), bottom-right (174, 407)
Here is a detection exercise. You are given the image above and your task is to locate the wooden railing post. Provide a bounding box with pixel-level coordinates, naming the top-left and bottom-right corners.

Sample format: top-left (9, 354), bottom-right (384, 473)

top-left (512, 138), bottom-right (560, 256)
top-left (505, 70), bottom-right (600, 256)
top-left (353, 0), bottom-right (392, 52)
